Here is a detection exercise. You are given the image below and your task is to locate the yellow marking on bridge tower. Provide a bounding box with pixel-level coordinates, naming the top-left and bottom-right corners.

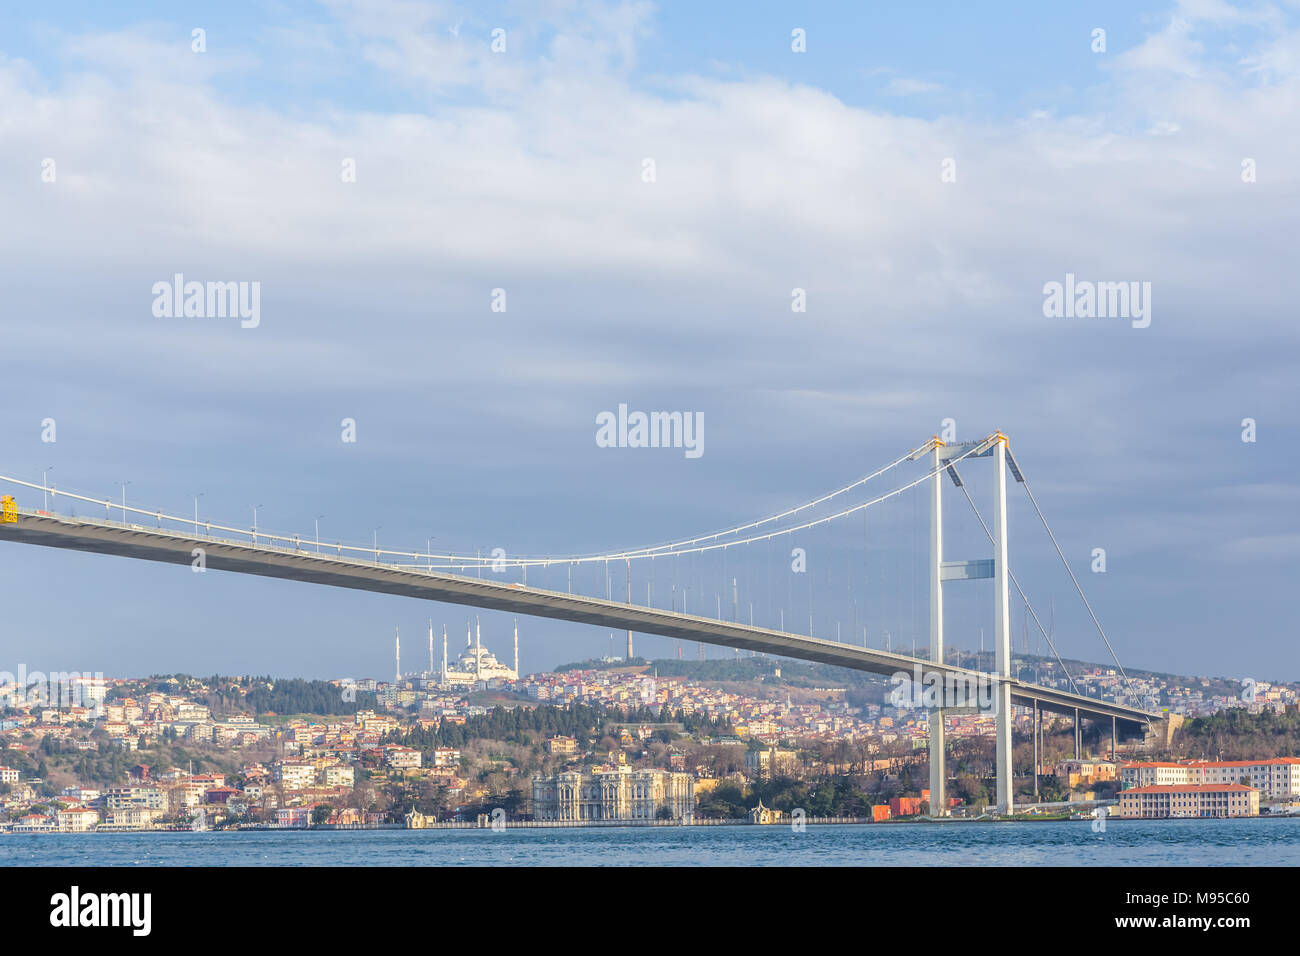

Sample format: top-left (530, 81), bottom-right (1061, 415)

top-left (0, 495), bottom-right (17, 523)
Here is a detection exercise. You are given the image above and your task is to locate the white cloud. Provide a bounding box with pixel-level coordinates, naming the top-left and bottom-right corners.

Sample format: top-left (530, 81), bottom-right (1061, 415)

top-left (885, 77), bottom-right (945, 96)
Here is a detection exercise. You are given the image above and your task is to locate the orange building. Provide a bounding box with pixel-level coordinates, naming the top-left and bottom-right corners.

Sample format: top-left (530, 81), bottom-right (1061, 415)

top-left (890, 796), bottom-right (922, 817)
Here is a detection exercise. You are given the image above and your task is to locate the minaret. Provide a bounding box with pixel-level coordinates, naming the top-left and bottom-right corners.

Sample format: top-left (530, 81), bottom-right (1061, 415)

top-left (395, 628), bottom-right (401, 683)
top-left (475, 616), bottom-right (482, 676)
top-left (428, 620), bottom-right (434, 677)
top-left (513, 618), bottom-right (519, 678)
top-left (441, 625), bottom-right (448, 685)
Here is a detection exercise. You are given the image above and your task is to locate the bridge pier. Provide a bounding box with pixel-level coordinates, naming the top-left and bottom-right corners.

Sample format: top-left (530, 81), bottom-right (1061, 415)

top-left (992, 435), bottom-right (1014, 815)
top-left (1032, 699), bottom-right (1040, 802)
top-left (928, 438), bottom-right (947, 816)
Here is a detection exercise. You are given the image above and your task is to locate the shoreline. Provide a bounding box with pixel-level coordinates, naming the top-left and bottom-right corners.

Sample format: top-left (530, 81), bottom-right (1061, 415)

top-left (4, 813), bottom-right (1295, 835)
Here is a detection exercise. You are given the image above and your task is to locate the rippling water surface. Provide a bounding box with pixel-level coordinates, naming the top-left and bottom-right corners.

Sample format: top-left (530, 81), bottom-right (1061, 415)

top-left (3, 818), bottom-right (1297, 866)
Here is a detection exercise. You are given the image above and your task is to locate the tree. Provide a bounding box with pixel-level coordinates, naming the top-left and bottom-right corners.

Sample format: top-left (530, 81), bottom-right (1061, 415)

top-left (808, 781), bottom-right (834, 817)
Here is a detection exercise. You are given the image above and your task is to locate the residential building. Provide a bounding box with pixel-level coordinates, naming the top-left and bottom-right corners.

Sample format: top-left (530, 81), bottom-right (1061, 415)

top-left (432, 747), bottom-right (461, 767)
top-left (745, 747), bottom-right (798, 778)
top-left (1054, 759), bottom-right (1118, 788)
top-left (320, 764), bottom-right (355, 787)
top-left (57, 806), bottom-right (99, 832)
top-left (273, 760), bottom-right (319, 791)
top-left (104, 786), bottom-right (165, 811)
top-left (104, 806), bottom-right (164, 828)
top-left (384, 746), bottom-right (422, 770)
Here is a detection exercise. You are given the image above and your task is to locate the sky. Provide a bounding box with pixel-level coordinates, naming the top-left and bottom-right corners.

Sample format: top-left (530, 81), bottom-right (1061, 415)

top-left (0, 0), bottom-right (1297, 685)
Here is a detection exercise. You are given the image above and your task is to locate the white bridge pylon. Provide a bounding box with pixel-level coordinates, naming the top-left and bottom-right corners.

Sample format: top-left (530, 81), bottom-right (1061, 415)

top-left (916, 431), bottom-right (1022, 816)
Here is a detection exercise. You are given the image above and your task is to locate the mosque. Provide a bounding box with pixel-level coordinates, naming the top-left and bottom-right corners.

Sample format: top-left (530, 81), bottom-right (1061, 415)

top-left (435, 618), bottom-right (519, 687)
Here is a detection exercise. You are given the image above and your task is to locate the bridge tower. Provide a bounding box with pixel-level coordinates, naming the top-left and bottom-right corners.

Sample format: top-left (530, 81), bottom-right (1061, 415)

top-left (920, 431), bottom-right (1023, 816)
top-left (991, 432), bottom-right (1015, 815)
top-left (927, 437), bottom-right (946, 817)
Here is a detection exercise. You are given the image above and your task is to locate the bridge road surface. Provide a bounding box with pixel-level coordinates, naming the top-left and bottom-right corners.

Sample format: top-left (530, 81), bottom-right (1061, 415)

top-left (0, 510), bottom-right (1158, 736)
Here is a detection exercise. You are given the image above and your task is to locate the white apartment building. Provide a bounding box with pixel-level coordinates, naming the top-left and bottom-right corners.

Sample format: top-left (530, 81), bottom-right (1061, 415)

top-left (320, 764), bottom-right (355, 787)
top-left (384, 746), bottom-right (422, 769)
top-left (57, 806), bottom-right (100, 832)
top-left (104, 806), bottom-right (164, 829)
top-left (273, 760), bottom-right (319, 790)
top-left (104, 786), bottom-right (165, 810)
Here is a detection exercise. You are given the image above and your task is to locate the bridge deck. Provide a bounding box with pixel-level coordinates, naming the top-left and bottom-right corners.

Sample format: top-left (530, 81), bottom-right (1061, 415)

top-left (0, 511), bottom-right (1157, 733)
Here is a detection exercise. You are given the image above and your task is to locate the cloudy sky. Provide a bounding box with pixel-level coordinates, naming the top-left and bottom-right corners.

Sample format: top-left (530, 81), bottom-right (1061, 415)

top-left (0, 0), bottom-right (1296, 684)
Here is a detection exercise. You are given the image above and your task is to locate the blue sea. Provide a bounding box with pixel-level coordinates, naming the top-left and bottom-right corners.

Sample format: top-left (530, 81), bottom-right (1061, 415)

top-left (3, 818), bottom-right (1298, 866)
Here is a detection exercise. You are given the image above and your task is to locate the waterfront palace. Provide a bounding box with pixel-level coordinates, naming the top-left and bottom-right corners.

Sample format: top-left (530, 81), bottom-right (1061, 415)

top-left (532, 766), bottom-right (695, 822)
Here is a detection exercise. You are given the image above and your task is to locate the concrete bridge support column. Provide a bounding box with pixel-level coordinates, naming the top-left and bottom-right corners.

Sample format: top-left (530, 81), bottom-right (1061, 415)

top-left (1032, 699), bottom-right (1040, 802)
top-left (928, 439), bottom-right (946, 816)
top-left (993, 435), bottom-right (1014, 816)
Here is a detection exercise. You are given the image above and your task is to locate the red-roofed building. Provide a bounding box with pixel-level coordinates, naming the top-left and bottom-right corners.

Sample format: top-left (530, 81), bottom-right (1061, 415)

top-left (1116, 783), bottom-right (1258, 818)
top-left (1121, 758), bottom-right (1300, 798)
top-left (57, 806), bottom-right (100, 831)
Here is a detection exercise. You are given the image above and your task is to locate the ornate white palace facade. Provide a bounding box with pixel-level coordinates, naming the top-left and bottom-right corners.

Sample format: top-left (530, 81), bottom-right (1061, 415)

top-left (532, 766), bottom-right (695, 823)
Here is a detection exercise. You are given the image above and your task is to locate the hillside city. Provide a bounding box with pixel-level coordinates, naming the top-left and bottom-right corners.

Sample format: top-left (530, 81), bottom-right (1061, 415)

top-left (2, 640), bottom-right (1298, 832)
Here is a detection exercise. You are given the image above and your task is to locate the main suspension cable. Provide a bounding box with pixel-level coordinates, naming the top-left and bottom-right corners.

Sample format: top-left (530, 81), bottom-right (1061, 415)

top-left (952, 475), bottom-right (1083, 697)
top-left (432, 437), bottom-right (995, 570)
top-left (1017, 469), bottom-right (1145, 711)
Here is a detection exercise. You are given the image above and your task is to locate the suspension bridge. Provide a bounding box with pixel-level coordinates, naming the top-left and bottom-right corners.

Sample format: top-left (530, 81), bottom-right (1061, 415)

top-left (0, 430), bottom-right (1162, 814)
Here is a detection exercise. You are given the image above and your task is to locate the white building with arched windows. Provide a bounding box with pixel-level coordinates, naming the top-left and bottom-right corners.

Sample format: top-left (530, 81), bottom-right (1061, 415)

top-left (532, 767), bottom-right (694, 823)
